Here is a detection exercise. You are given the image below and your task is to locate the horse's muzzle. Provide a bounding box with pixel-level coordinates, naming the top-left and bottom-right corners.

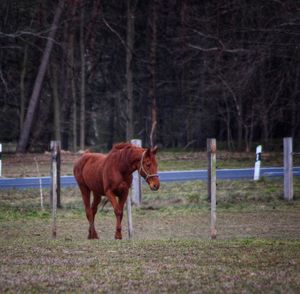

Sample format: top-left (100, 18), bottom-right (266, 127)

top-left (149, 180), bottom-right (160, 191)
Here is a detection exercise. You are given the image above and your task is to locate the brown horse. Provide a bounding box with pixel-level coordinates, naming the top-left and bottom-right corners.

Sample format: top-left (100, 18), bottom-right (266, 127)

top-left (73, 142), bottom-right (160, 240)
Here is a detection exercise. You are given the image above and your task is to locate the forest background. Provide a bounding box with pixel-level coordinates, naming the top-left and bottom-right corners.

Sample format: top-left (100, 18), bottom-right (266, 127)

top-left (0, 0), bottom-right (299, 153)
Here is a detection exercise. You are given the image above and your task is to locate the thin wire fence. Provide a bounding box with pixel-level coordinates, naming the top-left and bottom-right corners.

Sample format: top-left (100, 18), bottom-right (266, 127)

top-left (1, 177), bottom-right (299, 213)
top-left (1, 161), bottom-right (300, 242)
top-left (1, 153), bottom-right (76, 178)
top-left (0, 150), bottom-right (300, 212)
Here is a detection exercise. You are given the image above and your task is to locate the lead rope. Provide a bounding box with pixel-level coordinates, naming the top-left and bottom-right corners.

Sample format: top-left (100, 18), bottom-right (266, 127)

top-left (139, 150), bottom-right (158, 180)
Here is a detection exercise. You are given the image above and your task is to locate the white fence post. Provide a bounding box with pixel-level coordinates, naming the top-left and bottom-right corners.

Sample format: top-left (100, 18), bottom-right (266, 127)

top-left (284, 137), bottom-right (293, 201)
top-left (131, 139), bottom-right (142, 205)
top-left (207, 138), bottom-right (217, 239)
top-left (0, 144), bottom-right (2, 177)
top-left (254, 145), bottom-right (262, 181)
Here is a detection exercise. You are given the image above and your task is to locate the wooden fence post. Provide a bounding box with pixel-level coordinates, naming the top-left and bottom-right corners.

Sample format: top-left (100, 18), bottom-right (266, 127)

top-left (254, 145), bottom-right (262, 181)
top-left (207, 138), bottom-right (217, 239)
top-left (126, 139), bottom-right (142, 239)
top-left (131, 139), bottom-right (142, 205)
top-left (0, 143), bottom-right (2, 177)
top-left (51, 141), bottom-right (60, 238)
top-left (127, 195), bottom-right (133, 240)
top-left (284, 137), bottom-right (293, 201)
top-left (57, 141), bottom-right (61, 208)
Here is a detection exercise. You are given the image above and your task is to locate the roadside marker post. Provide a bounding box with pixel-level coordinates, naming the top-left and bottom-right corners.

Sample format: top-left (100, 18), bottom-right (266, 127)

top-left (254, 145), bottom-right (262, 181)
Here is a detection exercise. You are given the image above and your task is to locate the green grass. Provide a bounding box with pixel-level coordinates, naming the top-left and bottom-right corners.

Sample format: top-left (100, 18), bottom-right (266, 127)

top-left (1, 177), bottom-right (299, 216)
top-left (0, 206), bottom-right (50, 221)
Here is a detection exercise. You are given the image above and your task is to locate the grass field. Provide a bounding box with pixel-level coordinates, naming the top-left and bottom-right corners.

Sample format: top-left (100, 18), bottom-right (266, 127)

top-left (0, 204), bottom-right (300, 293)
top-left (0, 152), bottom-right (300, 293)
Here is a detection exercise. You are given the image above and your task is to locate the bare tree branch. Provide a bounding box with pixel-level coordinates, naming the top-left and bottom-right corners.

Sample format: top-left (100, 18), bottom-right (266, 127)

top-left (102, 17), bottom-right (127, 49)
top-left (188, 43), bottom-right (252, 54)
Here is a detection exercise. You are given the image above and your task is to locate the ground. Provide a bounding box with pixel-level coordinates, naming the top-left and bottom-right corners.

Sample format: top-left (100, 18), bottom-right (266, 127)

top-left (0, 151), bottom-right (300, 293)
top-left (1, 206), bottom-right (300, 293)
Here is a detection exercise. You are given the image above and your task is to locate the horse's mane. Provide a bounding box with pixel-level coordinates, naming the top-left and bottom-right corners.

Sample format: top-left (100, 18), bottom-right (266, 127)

top-left (111, 142), bottom-right (132, 151)
top-left (105, 142), bottom-right (141, 170)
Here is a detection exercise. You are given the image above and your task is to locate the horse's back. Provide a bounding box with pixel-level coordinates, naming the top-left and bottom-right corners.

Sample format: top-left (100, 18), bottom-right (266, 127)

top-left (73, 152), bottom-right (106, 193)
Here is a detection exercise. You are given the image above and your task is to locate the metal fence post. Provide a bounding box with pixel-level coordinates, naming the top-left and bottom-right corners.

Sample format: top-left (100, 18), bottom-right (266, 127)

top-left (284, 137), bottom-right (293, 201)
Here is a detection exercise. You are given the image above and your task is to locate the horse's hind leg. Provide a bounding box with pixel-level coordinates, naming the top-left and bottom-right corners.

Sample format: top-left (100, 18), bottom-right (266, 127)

top-left (89, 192), bottom-right (102, 239)
top-left (78, 184), bottom-right (95, 239)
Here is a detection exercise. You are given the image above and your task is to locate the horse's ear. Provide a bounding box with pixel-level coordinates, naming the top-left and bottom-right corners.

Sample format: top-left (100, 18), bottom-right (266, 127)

top-left (152, 146), bottom-right (158, 154)
top-left (145, 148), bottom-right (151, 156)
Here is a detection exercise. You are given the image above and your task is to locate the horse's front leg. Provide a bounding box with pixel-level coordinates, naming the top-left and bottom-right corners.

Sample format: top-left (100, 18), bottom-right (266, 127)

top-left (115, 191), bottom-right (129, 240)
top-left (106, 189), bottom-right (128, 240)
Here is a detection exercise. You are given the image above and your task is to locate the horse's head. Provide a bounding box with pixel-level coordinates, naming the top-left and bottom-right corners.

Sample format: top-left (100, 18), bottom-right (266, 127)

top-left (139, 146), bottom-right (160, 191)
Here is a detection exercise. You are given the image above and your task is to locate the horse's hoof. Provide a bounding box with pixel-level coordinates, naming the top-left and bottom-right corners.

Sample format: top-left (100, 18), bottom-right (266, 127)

top-left (115, 234), bottom-right (122, 240)
top-left (88, 233), bottom-right (99, 239)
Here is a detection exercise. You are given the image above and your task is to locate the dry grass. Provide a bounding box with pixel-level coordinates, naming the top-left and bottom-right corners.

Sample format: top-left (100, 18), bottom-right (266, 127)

top-left (1, 152), bottom-right (300, 293)
top-left (0, 206), bottom-right (300, 293)
top-left (1, 179), bottom-right (300, 293)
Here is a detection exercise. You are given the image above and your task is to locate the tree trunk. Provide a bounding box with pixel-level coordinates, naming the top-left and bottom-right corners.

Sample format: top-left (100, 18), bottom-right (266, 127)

top-left (60, 19), bottom-right (70, 150)
top-left (149, 0), bottom-right (158, 148)
top-left (71, 59), bottom-right (77, 152)
top-left (50, 64), bottom-right (61, 142)
top-left (237, 111), bottom-right (243, 150)
top-left (79, 3), bottom-right (86, 150)
top-left (126, 0), bottom-right (135, 141)
top-left (219, 74), bottom-right (242, 150)
top-left (20, 45), bottom-right (28, 131)
top-left (108, 95), bottom-right (116, 150)
top-left (291, 64), bottom-right (299, 138)
top-left (222, 92), bottom-right (233, 151)
top-left (68, 2), bottom-right (78, 152)
top-left (16, 0), bottom-right (64, 152)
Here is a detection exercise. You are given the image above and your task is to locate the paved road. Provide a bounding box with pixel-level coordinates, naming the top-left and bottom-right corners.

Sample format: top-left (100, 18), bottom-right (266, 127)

top-left (0, 167), bottom-right (299, 190)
